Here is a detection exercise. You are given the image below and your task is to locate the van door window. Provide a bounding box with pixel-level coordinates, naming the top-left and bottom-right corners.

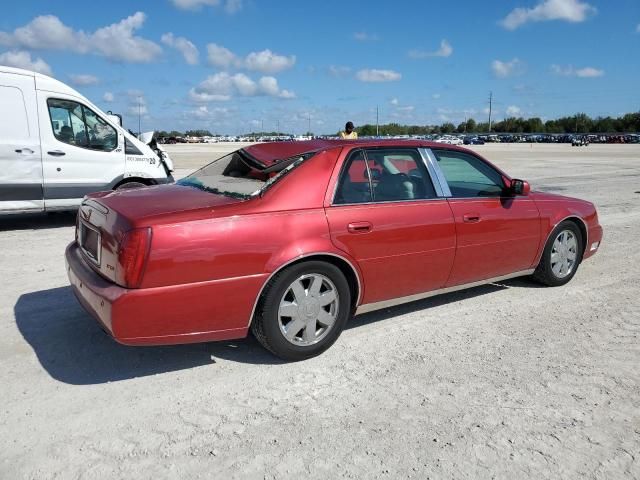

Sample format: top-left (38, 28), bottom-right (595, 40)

top-left (47, 99), bottom-right (117, 152)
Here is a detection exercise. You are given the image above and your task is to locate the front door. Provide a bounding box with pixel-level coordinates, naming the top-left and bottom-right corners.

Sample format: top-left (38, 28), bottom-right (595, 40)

top-left (37, 93), bottom-right (124, 209)
top-left (326, 147), bottom-right (456, 305)
top-left (430, 148), bottom-right (541, 286)
top-left (0, 73), bottom-right (43, 211)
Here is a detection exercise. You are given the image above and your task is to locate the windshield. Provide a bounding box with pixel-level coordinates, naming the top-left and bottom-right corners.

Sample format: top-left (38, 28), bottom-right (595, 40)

top-left (177, 150), bottom-right (315, 199)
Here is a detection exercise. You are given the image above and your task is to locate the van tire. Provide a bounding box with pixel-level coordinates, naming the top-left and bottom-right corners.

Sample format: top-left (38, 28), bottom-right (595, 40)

top-left (116, 181), bottom-right (147, 190)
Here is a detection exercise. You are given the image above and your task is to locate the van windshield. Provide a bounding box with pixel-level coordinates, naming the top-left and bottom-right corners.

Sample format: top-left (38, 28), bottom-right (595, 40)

top-left (177, 150), bottom-right (314, 199)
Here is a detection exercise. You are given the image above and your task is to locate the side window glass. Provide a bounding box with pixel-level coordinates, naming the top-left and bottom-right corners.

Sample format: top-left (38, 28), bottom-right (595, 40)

top-left (82, 106), bottom-right (117, 151)
top-left (47, 99), bottom-right (116, 152)
top-left (334, 150), bottom-right (373, 204)
top-left (433, 150), bottom-right (505, 198)
top-left (365, 148), bottom-right (436, 201)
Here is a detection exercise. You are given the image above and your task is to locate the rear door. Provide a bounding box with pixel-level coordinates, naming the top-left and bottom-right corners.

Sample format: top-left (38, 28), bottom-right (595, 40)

top-left (430, 148), bottom-right (541, 286)
top-left (0, 72), bottom-right (43, 211)
top-left (36, 92), bottom-right (124, 209)
top-left (326, 147), bottom-right (456, 305)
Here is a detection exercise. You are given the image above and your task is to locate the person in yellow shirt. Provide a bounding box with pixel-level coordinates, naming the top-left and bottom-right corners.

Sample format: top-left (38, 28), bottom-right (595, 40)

top-left (340, 121), bottom-right (358, 139)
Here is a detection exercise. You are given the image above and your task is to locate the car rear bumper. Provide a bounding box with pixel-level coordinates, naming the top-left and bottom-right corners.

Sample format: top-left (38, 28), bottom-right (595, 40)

top-left (65, 242), bottom-right (265, 345)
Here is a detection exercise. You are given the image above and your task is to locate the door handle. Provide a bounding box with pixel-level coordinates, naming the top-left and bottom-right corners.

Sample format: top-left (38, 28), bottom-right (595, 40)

top-left (347, 221), bottom-right (372, 233)
top-left (462, 213), bottom-right (481, 223)
top-left (15, 148), bottom-right (34, 154)
top-left (47, 150), bottom-right (66, 156)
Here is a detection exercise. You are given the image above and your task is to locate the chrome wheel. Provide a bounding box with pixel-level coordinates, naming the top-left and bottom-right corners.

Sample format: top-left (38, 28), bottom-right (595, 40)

top-left (278, 274), bottom-right (339, 346)
top-left (550, 230), bottom-right (578, 279)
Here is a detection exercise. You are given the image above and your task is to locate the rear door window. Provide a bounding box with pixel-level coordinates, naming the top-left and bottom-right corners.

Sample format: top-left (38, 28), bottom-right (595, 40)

top-left (364, 148), bottom-right (436, 202)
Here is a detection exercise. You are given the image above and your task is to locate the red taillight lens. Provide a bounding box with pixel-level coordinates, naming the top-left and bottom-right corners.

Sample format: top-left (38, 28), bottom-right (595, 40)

top-left (116, 228), bottom-right (152, 288)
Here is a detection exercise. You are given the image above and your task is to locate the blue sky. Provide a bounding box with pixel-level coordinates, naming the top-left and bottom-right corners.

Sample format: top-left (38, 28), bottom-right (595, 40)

top-left (1, 0), bottom-right (638, 134)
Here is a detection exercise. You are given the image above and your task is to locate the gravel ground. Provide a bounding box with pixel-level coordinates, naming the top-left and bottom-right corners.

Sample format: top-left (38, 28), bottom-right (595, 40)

top-left (1, 143), bottom-right (639, 479)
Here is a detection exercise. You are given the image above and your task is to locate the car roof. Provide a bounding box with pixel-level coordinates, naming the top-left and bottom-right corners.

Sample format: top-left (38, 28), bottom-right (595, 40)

top-left (243, 139), bottom-right (466, 167)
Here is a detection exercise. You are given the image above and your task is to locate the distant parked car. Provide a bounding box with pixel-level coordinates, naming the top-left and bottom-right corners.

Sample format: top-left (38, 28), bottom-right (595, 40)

top-left (572, 136), bottom-right (589, 147)
top-left (66, 139), bottom-right (603, 360)
top-left (463, 136), bottom-right (485, 145)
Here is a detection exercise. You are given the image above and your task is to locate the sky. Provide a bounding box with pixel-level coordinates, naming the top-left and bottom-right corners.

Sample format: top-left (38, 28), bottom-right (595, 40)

top-left (1, 0), bottom-right (638, 134)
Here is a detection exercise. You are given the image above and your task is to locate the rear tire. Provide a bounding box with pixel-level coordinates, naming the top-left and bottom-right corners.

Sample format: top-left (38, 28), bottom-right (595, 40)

top-left (251, 261), bottom-right (351, 361)
top-left (533, 221), bottom-right (583, 286)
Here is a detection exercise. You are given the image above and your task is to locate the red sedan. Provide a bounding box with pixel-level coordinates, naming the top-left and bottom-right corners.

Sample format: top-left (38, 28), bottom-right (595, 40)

top-left (65, 140), bottom-right (603, 360)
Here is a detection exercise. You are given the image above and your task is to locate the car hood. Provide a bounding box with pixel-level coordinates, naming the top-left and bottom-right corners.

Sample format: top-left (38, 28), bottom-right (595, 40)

top-left (87, 184), bottom-right (247, 226)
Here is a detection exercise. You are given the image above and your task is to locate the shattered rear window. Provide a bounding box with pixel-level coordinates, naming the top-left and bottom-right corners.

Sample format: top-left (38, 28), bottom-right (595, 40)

top-left (177, 150), bottom-right (316, 199)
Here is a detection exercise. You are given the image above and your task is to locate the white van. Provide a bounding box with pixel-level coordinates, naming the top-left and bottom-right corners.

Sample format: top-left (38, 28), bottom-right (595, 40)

top-left (0, 66), bottom-right (174, 213)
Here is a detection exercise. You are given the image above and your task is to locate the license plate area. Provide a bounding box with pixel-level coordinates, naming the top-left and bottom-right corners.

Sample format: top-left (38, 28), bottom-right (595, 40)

top-left (79, 221), bottom-right (101, 265)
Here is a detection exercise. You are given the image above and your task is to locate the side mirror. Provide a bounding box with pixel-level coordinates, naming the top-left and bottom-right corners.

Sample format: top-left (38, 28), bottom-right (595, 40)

top-left (509, 179), bottom-right (530, 196)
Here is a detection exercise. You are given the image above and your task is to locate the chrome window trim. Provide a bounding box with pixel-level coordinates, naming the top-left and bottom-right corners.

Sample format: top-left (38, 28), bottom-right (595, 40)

top-left (421, 148), bottom-right (452, 197)
top-left (329, 197), bottom-right (449, 207)
top-left (355, 268), bottom-right (535, 315)
top-left (246, 252), bottom-right (363, 328)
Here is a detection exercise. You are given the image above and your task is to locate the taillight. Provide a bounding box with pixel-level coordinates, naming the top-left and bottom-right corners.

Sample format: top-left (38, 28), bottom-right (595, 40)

top-left (116, 227), bottom-right (152, 288)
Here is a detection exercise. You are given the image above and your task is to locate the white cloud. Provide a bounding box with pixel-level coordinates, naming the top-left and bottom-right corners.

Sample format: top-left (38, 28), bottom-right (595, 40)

top-left (190, 72), bottom-right (295, 101)
top-left (506, 105), bottom-right (522, 116)
top-left (390, 98), bottom-right (399, 105)
top-left (491, 58), bottom-right (525, 78)
top-left (103, 92), bottom-right (114, 102)
top-left (0, 12), bottom-right (162, 63)
top-left (207, 43), bottom-right (237, 68)
top-left (408, 39), bottom-right (453, 59)
top-left (501, 0), bottom-right (596, 30)
top-left (69, 74), bottom-right (99, 86)
top-left (206, 44), bottom-right (295, 73)
top-left (189, 105), bottom-right (229, 120)
top-left (0, 50), bottom-right (51, 75)
top-left (170, 0), bottom-right (243, 13)
top-left (356, 69), bottom-right (401, 82)
top-left (551, 64), bottom-right (604, 77)
top-left (328, 65), bottom-right (351, 78)
top-left (432, 93), bottom-right (441, 99)
top-left (353, 32), bottom-right (378, 41)
top-left (161, 33), bottom-right (198, 65)
top-left (244, 49), bottom-right (296, 74)
top-left (397, 105), bottom-right (415, 112)
top-left (637, 23), bottom-right (640, 33)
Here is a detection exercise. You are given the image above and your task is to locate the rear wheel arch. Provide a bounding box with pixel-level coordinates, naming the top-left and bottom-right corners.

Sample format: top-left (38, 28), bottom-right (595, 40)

top-left (249, 253), bottom-right (362, 329)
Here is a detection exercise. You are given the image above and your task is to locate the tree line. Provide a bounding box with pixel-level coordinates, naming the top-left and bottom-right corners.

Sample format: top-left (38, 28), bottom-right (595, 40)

top-left (356, 112), bottom-right (640, 136)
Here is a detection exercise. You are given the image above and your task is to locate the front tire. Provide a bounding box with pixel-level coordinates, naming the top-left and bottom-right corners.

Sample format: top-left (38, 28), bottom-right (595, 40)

top-left (251, 261), bottom-right (351, 360)
top-left (533, 221), bottom-right (583, 286)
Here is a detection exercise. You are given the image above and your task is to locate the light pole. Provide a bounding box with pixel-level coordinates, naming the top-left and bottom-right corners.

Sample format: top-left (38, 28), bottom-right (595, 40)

top-left (137, 96), bottom-right (142, 137)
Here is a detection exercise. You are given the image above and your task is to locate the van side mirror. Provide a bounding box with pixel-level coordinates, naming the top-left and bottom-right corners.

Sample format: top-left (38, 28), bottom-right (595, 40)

top-left (509, 179), bottom-right (530, 196)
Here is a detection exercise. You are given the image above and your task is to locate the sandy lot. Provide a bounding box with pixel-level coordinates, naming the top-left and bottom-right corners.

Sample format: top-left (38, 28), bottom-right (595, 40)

top-left (1, 143), bottom-right (639, 479)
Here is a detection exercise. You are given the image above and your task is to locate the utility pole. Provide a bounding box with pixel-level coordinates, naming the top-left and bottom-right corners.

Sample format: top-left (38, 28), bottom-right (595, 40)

top-left (488, 92), bottom-right (493, 132)
top-left (137, 96), bottom-right (142, 136)
top-left (277, 119), bottom-right (280, 135)
top-left (308, 113), bottom-right (311, 135)
top-left (464, 113), bottom-right (467, 133)
top-left (376, 105), bottom-right (379, 136)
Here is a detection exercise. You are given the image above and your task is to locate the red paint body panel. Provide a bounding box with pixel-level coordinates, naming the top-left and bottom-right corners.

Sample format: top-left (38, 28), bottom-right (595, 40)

top-left (445, 197), bottom-right (541, 286)
top-left (65, 140), bottom-right (603, 346)
top-left (326, 202), bottom-right (456, 303)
